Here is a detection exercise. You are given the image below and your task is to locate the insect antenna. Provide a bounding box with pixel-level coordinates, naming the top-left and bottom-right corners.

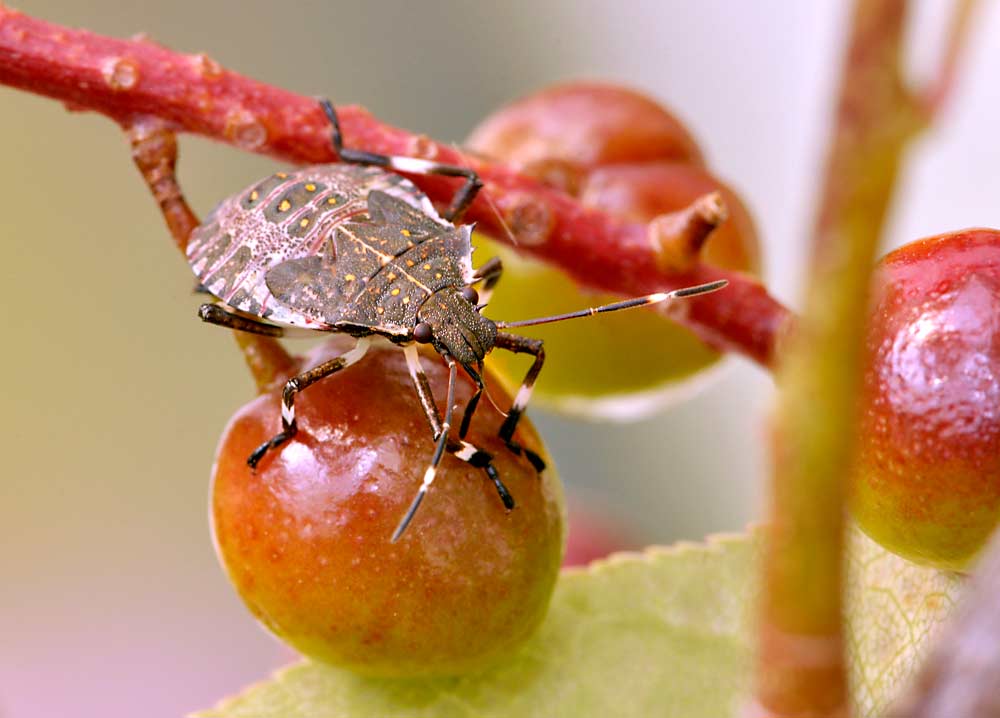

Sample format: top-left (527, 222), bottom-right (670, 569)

top-left (392, 357), bottom-right (460, 542)
top-left (495, 279), bottom-right (728, 329)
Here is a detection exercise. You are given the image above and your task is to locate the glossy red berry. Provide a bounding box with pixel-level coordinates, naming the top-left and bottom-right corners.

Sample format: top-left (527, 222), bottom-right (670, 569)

top-left (467, 81), bottom-right (704, 194)
top-left (852, 228), bottom-right (1000, 570)
top-left (468, 82), bottom-right (759, 416)
top-left (211, 339), bottom-right (566, 676)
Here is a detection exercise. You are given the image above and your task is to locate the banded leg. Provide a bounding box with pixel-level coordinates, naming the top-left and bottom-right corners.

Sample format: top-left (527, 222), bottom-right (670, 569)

top-left (320, 99), bottom-right (482, 222)
top-left (472, 256), bottom-right (503, 307)
top-left (402, 346), bottom-right (513, 510)
top-left (392, 357), bottom-right (459, 542)
top-left (197, 303), bottom-right (284, 337)
top-left (458, 363), bottom-right (485, 440)
top-left (248, 338), bottom-right (372, 469)
top-left (494, 332), bottom-right (547, 472)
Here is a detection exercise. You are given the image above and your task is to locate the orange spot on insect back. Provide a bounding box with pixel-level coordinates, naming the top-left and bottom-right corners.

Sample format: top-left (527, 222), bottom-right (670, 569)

top-left (278, 199), bottom-right (291, 212)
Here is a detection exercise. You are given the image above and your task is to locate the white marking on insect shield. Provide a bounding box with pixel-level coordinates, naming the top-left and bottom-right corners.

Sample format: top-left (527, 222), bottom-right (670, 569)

top-left (387, 157), bottom-right (439, 174)
top-left (458, 226), bottom-right (476, 282)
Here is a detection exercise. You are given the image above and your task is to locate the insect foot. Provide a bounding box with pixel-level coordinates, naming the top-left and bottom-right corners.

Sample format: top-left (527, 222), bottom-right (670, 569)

top-left (211, 339), bottom-right (565, 676)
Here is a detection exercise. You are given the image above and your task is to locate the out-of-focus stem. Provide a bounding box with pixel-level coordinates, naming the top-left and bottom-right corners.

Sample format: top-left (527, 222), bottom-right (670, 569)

top-left (920, 0), bottom-right (980, 116)
top-left (754, 0), bottom-right (927, 715)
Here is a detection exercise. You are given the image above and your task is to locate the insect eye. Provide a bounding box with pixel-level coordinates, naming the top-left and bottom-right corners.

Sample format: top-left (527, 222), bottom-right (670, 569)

top-left (414, 322), bottom-right (434, 344)
top-left (460, 287), bottom-right (479, 305)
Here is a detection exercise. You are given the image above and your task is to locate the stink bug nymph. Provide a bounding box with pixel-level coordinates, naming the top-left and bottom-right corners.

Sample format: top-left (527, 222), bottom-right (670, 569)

top-left (176, 100), bottom-right (726, 541)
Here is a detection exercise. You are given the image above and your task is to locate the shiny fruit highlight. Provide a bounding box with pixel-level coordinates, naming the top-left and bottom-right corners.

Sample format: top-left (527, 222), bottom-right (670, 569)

top-left (211, 339), bottom-right (566, 676)
top-left (852, 228), bottom-right (1000, 570)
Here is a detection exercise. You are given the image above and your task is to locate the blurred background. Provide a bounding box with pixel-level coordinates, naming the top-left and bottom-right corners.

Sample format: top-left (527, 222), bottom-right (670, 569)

top-left (2, 1), bottom-right (999, 716)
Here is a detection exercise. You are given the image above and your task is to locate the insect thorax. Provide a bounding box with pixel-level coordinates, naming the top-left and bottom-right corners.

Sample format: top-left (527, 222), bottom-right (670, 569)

top-left (419, 288), bottom-right (498, 365)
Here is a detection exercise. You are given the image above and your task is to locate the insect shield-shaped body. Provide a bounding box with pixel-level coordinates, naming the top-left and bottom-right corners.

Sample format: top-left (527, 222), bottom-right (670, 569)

top-left (187, 164), bottom-right (491, 359)
top-left (184, 100), bottom-right (727, 540)
top-left (187, 160), bottom-right (514, 537)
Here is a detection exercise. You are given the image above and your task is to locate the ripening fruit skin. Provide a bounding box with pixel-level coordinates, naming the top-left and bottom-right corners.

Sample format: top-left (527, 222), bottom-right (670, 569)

top-left (211, 340), bottom-right (565, 677)
top-left (468, 82), bottom-right (760, 418)
top-left (474, 163), bottom-right (759, 417)
top-left (466, 81), bottom-right (704, 194)
top-left (852, 229), bottom-right (1000, 570)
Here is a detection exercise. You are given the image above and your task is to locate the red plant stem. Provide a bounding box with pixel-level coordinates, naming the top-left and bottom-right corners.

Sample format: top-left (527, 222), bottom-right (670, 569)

top-left (0, 7), bottom-right (789, 368)
top-left (919, 0), bottom-right (980, 116)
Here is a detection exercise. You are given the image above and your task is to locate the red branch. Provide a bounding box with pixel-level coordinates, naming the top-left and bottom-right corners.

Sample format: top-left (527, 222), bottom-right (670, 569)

top-left (0, 8), bottom-right (789, 367)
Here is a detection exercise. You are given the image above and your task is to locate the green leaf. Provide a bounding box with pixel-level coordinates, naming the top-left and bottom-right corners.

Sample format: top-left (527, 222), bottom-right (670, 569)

top-left (846, 527), bottom-right (963, 717)
top-left (199, 529), bottom-right (962, 718)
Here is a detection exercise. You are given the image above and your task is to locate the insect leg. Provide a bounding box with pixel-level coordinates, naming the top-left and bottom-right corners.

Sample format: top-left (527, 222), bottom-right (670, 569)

top-left (402, 345), bottom-right (445, 436)
top-left (247, 338), bottom-right (372, 469)
top-left (402, 347), bottom-right (513, 510)
top-left (472, 256), bottom-right (503, 307)
top-left (457, 364), bottom-right (485, 441)
top-left (493, 332), bottom-right (547, 472)
top-left (197, 303), bottom-right (284, 337)
top-left (319, 99), bottom-right (482, 223)
top-left (392, 357), bottom-right (459, 542)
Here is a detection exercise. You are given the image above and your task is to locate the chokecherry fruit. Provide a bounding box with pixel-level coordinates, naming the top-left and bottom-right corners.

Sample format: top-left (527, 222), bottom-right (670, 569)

top-left (468, 82), bottom-right (759, 418)
top-left (211, 339), bottom-right (566, 676)
top-left (467, 81), bottom-right (704, 194)
top-left (852, 228), bottom-right (1000, 570)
